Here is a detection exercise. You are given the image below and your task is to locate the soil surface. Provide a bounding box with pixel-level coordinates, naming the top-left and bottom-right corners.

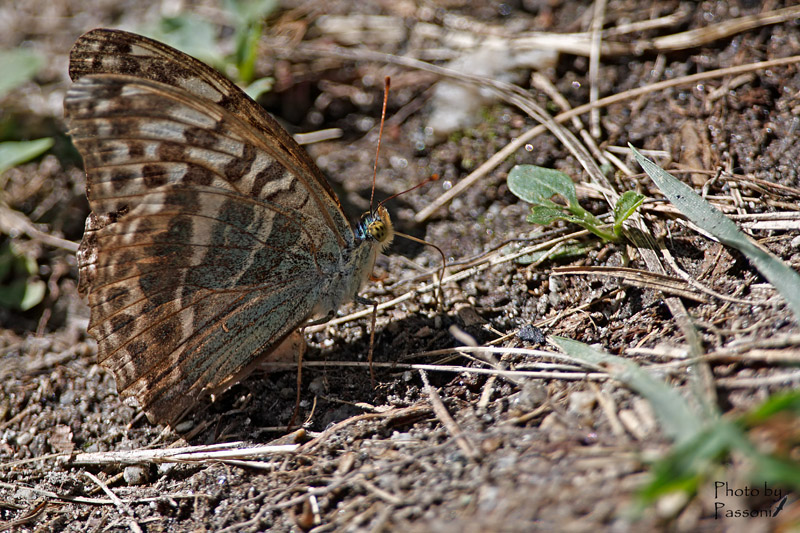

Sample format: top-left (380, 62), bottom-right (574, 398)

top-left (2, 1), bottom-right (799, 531)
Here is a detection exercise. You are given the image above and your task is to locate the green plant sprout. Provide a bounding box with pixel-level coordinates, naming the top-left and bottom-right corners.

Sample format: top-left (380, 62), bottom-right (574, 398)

top-left (551, 337), bottom-right (800, 511)
top-left (507, 164), bottom-right (644, 242)
top-left (639, 389), bottom-right (800, 506)
top-left (0, 49), bottom-right (53, 174)
top-left (143, 0), bottom-right (277, 95)
top-left (226, 0), bottom-right (278, 85)
top-left (0, 138), bottom-right (53, 176)
top-left (0, 242), bottom-right (45, 311)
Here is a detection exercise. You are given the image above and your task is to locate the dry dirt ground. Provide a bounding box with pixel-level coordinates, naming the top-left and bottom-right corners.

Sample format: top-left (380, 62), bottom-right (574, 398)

top-left (2, 1), bottom-right (800, 531)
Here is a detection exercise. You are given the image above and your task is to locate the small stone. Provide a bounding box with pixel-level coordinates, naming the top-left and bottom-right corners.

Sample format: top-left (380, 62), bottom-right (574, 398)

top-left (540, 413), bottom-right (568, 443)
top-left (174, 420), bottom-right (194, 433)
top-left (517, 324), bottom-right (545, 343)
top-left (17, 431), bottom-right (34, 446)
top-left (567, 391), bottom-right (596, 417)
top-left (124, 464), bottom-right (150, 485)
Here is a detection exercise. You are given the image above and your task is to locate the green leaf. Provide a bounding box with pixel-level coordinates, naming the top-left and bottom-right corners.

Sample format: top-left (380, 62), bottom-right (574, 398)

top-left (613, 190), bottom-right (645, 231)
top-left (641, 390), bottom-right (800, 504)
top-left (515, 241), bottom-right (593, 264)
top-left (639, 421), bottom-right (737, 501)
top-left (0, 49), bottom-right (45, 97)
top-left (19, 252), bottom-right (38, 276)
top-left (234, 20), bottom-right (262, 83)
top-left (0, 138), bottom-right (54, 175)
top-left (244, 76), bottom-right (275, 100)
top-left (224, 0), bottom-right (278, 25)
top-left (144, 16), bottom-right (223, 69)
top-left (528, 206), bottom-right (617, 242)
top-left (226, 0), bottom-right (277, 83)
top-left (0, 243), bottom-right (45, 311)
top-left (508, 164), bottom-right (579, 208)
top-left (526, 205), bottom-right (570, 225)
top-left (630, 145), bottom-right (800, 323)
top-left (741, 389), bottom-right (800, 426)
top-left (746, 453), bottom-right (800, 491)
top-left (550, 336), bottom-right (705, 444)
top-left (0, 278), bottom-right (45, 311)
top-left (19, 279), bottom-right (46, 310)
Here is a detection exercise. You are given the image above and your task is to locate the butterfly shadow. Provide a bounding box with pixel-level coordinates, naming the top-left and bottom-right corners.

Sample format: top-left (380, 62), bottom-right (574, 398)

top-left (178, 303), bottom-right (499, 443)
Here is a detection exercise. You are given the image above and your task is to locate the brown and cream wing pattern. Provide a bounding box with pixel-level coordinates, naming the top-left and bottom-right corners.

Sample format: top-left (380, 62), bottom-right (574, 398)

top-left (65, 29), bottom-right (353, 423)
top-left (68, 28), bottom-right (350, 244)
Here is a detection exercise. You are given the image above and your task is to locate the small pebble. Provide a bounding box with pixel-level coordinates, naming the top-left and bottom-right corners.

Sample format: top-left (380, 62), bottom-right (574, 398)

top-left (174, 420), bottom-right (194, 433)
top-left (567, 391), bottom-right (596, 417)
top-left (124, 464), bottom-right (150, 485)
top-left (518, 324), bottom-right (545, 343)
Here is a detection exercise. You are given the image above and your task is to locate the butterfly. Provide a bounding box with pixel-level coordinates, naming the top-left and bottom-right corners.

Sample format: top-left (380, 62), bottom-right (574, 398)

top-left (64, 28), bottom-right (394, 425)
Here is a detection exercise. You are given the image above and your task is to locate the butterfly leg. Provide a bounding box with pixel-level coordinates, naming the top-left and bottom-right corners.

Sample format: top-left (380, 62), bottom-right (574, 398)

top-left (289, 311), bottom-right (336, 429)
top-left (355, 295), bottom-right (379, 388)
top-left (288, 327), bottom-right (309, 431)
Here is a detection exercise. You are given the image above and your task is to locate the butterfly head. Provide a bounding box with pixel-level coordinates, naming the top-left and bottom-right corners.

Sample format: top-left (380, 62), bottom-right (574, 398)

top-left (357, 205), bottom-right (394, 253)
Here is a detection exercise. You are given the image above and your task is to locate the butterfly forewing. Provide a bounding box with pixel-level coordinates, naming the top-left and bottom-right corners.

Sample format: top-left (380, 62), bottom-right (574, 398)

top-left (68, 28), bottom-right (349, 243)
top-left (65, 29), bottom-right (356, 423)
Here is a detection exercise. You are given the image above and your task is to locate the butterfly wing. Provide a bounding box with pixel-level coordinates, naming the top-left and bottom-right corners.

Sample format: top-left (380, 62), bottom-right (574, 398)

top-left (65, 32), bottom-right (353, 424)
top-left (69, 28), bottom-right (350, 243)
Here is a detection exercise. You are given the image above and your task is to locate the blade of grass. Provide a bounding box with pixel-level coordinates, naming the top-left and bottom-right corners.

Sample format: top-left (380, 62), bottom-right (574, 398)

top-left (639, 421), bottom-right (736, 501)
top-left (630, 145), bottom-right (800, 322)
top-left (641, 391), bottom-right (800, 504)
top-left (550, 336), bottom-right (705, 444)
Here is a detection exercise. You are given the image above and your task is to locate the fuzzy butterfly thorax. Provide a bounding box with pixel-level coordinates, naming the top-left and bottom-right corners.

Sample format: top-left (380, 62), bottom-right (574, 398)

top-left (65, 28), bottom-right (392, 425)
top-left (311, 205), bottom-right (393, 322)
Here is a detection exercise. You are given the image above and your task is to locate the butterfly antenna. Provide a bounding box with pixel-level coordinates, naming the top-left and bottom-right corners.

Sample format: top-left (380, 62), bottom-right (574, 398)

top-left (394, 229), bottom-right (447, 311)
top-left (370, 76), bottom-right (391, 212)
top-left (377, 173), bottom-right (440, 209)
top-left (376, 173), bottom-right (447, 310)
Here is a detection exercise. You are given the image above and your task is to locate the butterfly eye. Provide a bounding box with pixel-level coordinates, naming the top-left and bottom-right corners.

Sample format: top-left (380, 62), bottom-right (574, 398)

top-left (368, 220), bottom-right (387, 242)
